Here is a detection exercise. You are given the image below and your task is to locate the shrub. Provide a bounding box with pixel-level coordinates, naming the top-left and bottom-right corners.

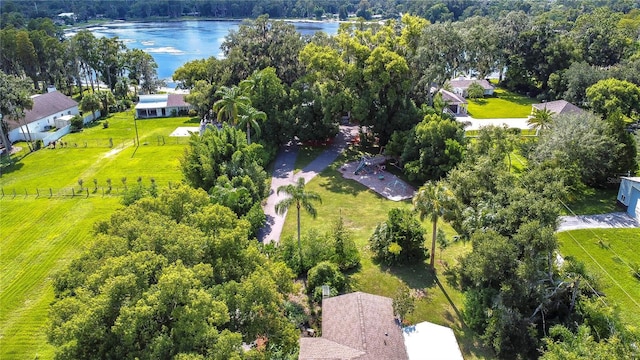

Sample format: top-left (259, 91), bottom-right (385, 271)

top-left (242, 202), bottom-right (266, 238)
top-left (330, 216), bottom-right (359, 271)
top-left (280, 229), bottom-right (332, 275)
top-left (369, 208), bottom-right (427, 265)
top-left (307, 261), bottom-right (344, 302)
top-left (70, 114), bottom-right (84, 132)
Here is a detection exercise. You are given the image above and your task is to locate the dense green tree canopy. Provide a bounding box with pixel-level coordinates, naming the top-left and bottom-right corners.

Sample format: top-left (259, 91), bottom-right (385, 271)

top-left (49, 186), bottom-right (297, 359)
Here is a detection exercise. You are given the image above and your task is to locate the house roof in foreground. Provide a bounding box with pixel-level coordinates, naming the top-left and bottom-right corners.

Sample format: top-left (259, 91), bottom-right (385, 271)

top-left (299, 292), bottom-right (408, 360)
top-left (5, 91), bottom-right (78, 131)
top-left (532, 100), bottom-right (583, 115)
top-left (439, 89), bottom-right (467, 105)
top-left (449, 78), bottom-right (494, 90)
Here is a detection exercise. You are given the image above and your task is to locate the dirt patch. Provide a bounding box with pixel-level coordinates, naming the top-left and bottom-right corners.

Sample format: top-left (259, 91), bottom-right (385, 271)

top-left (338, 160), bottom-right (415, 201)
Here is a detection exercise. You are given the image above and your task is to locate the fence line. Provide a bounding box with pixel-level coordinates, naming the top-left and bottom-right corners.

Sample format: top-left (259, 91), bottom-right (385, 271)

top-left (45, 136), bottom-right (189, 149)
top-left (0, 182), bottom-right (177, 200)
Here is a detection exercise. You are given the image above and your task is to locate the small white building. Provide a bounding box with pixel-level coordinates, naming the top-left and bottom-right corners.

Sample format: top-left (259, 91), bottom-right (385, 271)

top-left (617, 177), bottom-right (640, 221)
top-left (5, 91), bottom-right (79, 143)
top-left (135, 94), bottom-right (192, 118)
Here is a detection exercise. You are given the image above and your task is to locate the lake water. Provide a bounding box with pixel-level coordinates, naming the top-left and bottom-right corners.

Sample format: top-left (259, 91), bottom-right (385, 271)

top-left (77, 20), bottom-right (340, 80)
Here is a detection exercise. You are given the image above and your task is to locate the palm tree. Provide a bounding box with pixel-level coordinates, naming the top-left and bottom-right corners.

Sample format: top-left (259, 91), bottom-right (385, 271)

top-left (275, 178), bottom-right (322, 272)
top-left (212, 85), bottom-right (250, 124)
top-left (412, 181), bottom-right (453, 269)
top-left (237, 104), bottom-right (265, 144)
top-left (528, 107), bottom-right (554, 135)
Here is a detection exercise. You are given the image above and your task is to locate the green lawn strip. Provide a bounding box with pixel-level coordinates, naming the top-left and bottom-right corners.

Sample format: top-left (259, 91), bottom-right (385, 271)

top-left (466, 88), bottom-right (536, 119)
top-left (0, 113), bottom-right (190, 192)
top-left (0, 197), bottom-right (121, 360)
top-left (558, 228), bottom-right (640, 325)
top-left (293, 145), bottom-right (327, 174)
top-left (562, 188), bottom-right (621, 215)
top-left (280, 167), bottom-right (492, 359)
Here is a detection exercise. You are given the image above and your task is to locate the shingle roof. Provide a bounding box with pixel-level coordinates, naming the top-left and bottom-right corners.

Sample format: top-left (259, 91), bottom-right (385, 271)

top-left (532, 100), bottom-right (583, 115)
top-left (5, 91), bottom-right (78, 131)
top-left (439, 89), bottom-right (467, 105)
top-left (167, 94), bottom-right (189, 107)
top-left (299, 292), bottom-right (409, 360)
top-left (449, 78), bottom-right (494, 90)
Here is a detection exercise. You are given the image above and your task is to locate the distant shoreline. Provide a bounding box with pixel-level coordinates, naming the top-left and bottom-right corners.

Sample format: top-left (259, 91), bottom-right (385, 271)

top-left (66, 16), bottom-right (350, 32)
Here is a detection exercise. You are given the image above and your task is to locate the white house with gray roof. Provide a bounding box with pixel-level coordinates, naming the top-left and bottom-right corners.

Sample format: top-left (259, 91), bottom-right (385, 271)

top-left (5, 91), bottom-right (79, 143)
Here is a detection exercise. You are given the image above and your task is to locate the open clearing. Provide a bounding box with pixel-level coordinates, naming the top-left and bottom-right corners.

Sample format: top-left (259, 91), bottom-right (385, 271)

top-left (466, 88), bottom-right (537, 119)
top-left (557, 228), bottom-right (640, 325)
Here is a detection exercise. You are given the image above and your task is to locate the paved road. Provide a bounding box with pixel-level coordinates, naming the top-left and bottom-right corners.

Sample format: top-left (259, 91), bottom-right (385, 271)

top-left (456, 116), bottom-right (533, 131)
top-left (258, 126), bottom-right (358, 244)
top-left (557, 212), bottom-right (639, 232)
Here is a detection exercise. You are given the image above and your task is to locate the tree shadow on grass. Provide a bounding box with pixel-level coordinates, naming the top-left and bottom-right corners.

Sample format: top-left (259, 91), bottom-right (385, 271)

top-left (318, 171), bottom-right (366, 197)
top-left (0, 159), bottom-right (24, 177)
top-left (471, 98), bottom-right (488, 106)
top-left (384, 262), bottom-right (436, 291)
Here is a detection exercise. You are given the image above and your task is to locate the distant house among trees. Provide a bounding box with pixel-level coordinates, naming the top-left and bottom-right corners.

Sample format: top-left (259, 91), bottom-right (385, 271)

top-left (617, 177), bottom-right (640, 222)
top-left (439, 89), bottom-right (468, 116)
top-left (4, 90), bottom-right (79, 143)
top-left (531, 100), bottom-right (584, 116)
top-left (449, 77), bottom-right (495, 97)
top-left (135, 94), bottom-right (192, 118)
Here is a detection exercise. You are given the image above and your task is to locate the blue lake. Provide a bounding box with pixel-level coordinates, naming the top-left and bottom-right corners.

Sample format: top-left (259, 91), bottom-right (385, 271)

top-left (78, 20), bottom-right (340, 80)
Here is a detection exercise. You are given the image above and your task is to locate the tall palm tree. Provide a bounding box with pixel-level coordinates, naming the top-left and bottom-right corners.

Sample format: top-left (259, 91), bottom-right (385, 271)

top-left (237, 104), bottom-right (265, 144)
top-left (212, 85), bottom-right (250, 124)
top-left (413, 180), bottom-right (453, 269)
top-left (528, 107), bottom-right (554, 135)
top-left (275, 178), bottom-right (322, 272)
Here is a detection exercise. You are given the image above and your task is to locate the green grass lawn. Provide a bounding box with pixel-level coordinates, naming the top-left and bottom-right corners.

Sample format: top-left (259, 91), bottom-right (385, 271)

top-left (293, 145), bottom-right (327, 173)
top-left (280, 163), bottom-right (492, 359)
top-left (466, 88), bottom-right (537, 119)
top-left (558, 228), bottom-right (640, 325)
top-left (562, 188), bottom-right (622, 215)
top-left (0, 111), bottom-right (194, 360)
top-left (0, 197), bottom-right (121, 359)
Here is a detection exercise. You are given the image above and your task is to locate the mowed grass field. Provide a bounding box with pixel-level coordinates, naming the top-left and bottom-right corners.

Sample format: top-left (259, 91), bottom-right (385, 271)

top-left (558, 228), bottom-right (640, 325)
top-left (0, 112), bottom-right (193, 359)
top-left (0, 197), bottom-right (120, 359)
top-left (281, 162), bottom-right (492, 359)
top-left (466, 88), bottom-right (537, 118)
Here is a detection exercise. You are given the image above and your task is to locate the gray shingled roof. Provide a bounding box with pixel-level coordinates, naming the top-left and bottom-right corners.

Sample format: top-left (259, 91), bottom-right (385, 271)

top-left (439, 89), bottom-right (467, 105)
top-left (299, 292), bottom-right (408, 360)
top-left (532, 100), bottom-right (583, 115)
top-left (167, 94), bottom-right (189, 107)
top-left (449, 78), bottom-right (494, 90)
top-left (5, 91), bottom-right (78, 131)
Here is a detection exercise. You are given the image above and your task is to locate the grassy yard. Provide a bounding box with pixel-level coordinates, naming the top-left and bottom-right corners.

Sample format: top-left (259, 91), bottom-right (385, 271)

top-left (0, 112), bottom-right (194, 360)
top-left (466, 88), bottom-right (537, 119)
top-left (557, 228), bottom-right (640, 325)
top-left (0, 197), bottom-right (121, 359)
top-left (1, 112), bottom-right (192, 193)
top-left (562, 188), bottom-right (622, 215)
top-left (293, 145), bottom-right (327, 173)
top-left (280, 162), bottom-right (492, 359)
